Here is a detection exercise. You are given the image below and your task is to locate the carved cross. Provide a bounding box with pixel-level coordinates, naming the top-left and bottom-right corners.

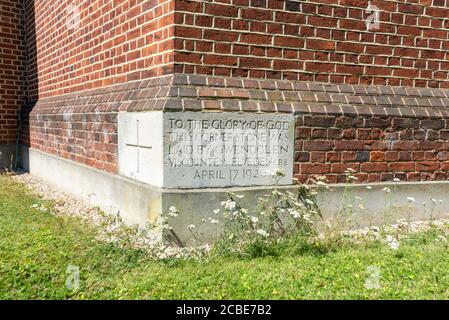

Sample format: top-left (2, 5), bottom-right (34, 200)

top-left (126, 119), bottom-right (152, 173)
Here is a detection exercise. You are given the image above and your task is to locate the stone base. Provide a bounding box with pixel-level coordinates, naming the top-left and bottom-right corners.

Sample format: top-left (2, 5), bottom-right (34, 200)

top-left (21, 147), bottom-right (449, 243)
top-left (0, 145), bottom-right (17, 170)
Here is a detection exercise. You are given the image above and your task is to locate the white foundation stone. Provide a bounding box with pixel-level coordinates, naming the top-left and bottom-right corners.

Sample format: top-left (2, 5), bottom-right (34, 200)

top-left (118, 111), bottom-right (295, 188)
top-left (118, 112), bottom-right (164, 186)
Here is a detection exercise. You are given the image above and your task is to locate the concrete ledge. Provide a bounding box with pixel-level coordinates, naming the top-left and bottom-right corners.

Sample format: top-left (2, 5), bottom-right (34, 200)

top-left (0, 145), bottom-right (16, 169)
top-left (162, 180), bottom-right (449, 241)
top-left (22, 147), bottom-right (449, 243)
top-left (23, 147), bottom-right (163, 227)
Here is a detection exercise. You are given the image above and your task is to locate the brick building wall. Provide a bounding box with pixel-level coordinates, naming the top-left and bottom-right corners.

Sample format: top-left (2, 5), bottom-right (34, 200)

top-left (25, 0), bottom-right (175, 172)
top-left (296, 114), bottom-right (449, 183)
top-left (0, 0), bottom-right (26, 146)
top-left (10, 0), bottom-right (449, 184)
top-left (27, 0), bottom-right (174, 100)
top-left (174, 0), bottom-right (449, 88)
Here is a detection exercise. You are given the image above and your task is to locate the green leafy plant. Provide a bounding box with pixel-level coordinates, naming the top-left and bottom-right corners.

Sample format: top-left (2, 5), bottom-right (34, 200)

top-left (211, 173), bottom-right (329, 258)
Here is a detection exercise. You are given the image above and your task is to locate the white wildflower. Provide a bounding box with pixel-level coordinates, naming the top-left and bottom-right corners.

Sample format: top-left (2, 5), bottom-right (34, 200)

top-left (407, 197), bottom-right (416, 203)
top-left (382, 187), bottom-right (391, 193)
top-left (288, 209), bottom-right (300, 219)
top-left (250, 216), bottom-right (259, 224)
top-left (256, 229), bottom-right (269, 237)
top-left (366, 185), bottom-right (373, 190)
top-left (209, 218), bottom-right (219, 225)
top-left (168, 206), bottom-right (179, 217)
top-left (213, 209), bottom-right (220, 214)
top-left (155, 216), bottom-right (171, 231)
top-left (386, 235), bottom-right (400, 250)
top-left (221, 200), bottom-right (237, 211)
top-left (393, 178), bottom-right (400, 182)
top-left (186, 224), bottom-right (196, 230)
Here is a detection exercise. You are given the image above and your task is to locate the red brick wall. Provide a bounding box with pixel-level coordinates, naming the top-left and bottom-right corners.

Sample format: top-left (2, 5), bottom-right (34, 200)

top-left (26, 0), bottom-right (175, 100)
top-left (21, 0), bottom-right (449, 183)
top-left (295, 115), bottom-right (449, 183)
top-left (24, 0), bottom-right (449, 101)
top-left (26, 0), bottom-right (449, 98)
top-left (30, 111), bottom-right (119, 172)
top-left (24, 0), bottom-right (176, 169)
top-left (0, 0), bottom-right (26, 145)
top-left (174, 0), bottom-right (449, 88)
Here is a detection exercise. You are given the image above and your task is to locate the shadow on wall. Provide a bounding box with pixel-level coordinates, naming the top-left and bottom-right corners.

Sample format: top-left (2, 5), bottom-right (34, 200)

top-left (18, 0), bottom-right (38, 168)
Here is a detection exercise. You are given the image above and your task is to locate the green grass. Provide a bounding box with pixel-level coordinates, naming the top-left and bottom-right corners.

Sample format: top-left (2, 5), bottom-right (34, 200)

top-left (1, 173), bottom-right (448, 299)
